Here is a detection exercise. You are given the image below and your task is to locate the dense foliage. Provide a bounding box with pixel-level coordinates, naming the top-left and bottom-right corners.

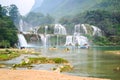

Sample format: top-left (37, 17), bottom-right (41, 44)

top-left (0, 5), bottom-right (18, 48)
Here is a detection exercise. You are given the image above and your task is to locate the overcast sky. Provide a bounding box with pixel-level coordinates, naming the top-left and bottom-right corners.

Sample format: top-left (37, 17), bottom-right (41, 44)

top-left (0, 0), bottom-right (35, 15)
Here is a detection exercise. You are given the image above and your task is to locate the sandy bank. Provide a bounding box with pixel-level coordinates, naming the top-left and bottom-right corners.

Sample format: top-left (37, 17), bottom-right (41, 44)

top-left (0, 69), bottom-right (109, 80)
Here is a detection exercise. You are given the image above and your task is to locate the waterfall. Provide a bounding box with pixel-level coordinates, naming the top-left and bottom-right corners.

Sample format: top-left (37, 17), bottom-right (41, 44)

top-left (17, 34), bottom-right (28, 48)
top-left (64, 36), bottom-right (74, 46)
top-left (71, 24), bottom-right (90, 48)
top-left (81, 24), bottom-right (88, 34)
top-left (91, 26), bottom-right (102, 36)
top-left (19, 19), bottom-right (24, 32)
top-left (54, 24), bottom-right (67, 35)
top-left (74, 24), bottom-right (80, 34)
top-left (39, 34), bottom-right (50, 47)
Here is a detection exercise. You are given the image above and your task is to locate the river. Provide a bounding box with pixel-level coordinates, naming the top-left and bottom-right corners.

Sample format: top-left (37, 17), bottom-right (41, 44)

top-left (41, 46), bottom-right (120, 80)
top-left (0, 46), bottom-right (120, 80)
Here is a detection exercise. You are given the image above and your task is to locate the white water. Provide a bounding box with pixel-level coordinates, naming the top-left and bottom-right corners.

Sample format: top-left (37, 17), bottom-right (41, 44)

top-left (19, 19), bottom-right (24, 32)
top-left (17, 34), bottom-right (28, 48)
top-left (72, 24), bottom-right (89, 48)
top-left (17, 24), bottom-right (102, 48)
top-left (64, 36), bottom-right (74, 46)
top-left (73, 36), bottom-right (89, 47)
top-left (39, 34), bottom-right (50, 47)
top-left (54, 24), bottom-right (67, 35)
top-left (74, 24), bottom-right (80, 34)
top-left (81, 24), bottom-right (87, 34)
top-left (92, 26), bottom-right (102, 36)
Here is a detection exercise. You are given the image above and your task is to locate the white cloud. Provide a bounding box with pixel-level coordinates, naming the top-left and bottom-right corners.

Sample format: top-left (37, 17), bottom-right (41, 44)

top-left (0, 0), bottom-right (35, 15)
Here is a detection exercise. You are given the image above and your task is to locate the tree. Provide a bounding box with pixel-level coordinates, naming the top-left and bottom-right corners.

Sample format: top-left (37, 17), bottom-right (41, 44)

top-left (0, 5), bottom-right (2, 18)
top-left (9, 4), bottom-right (20, 25)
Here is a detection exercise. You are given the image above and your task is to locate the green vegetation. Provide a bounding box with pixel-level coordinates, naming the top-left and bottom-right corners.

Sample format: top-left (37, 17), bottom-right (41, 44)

top-left (13, 57), bottom-right (69, 68)
top-left (0, 49), bottom-right (39, 61)
top-left (13, 56), bottom-right (73, 72)
top-left (28, 57), bottom-right (68, 64)
top-left (0, 49), bottom-right (20, 60)
top-left (52, 64), bottom-right (73, 72)
top-left (32, 0), bottom-right (102, 18)
top-left (0, 5), bottom-right (18, 48)
top-left (31, 0), bottom-right (120, 46)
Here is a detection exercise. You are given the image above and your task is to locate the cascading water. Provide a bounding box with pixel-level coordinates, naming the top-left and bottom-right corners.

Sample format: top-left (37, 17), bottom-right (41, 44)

top-left (64, 36), bottom-right (74, 46)
top-left (39, 26), bottom-right (50, 48)
top-left (19, 23), bottom-right (103, 48)
top-left (54, 24), bottom-right (67, 35)
top-left (68, 24), bottom-right (90, 48)
top-left (91, 26), bottom-right (102, 36)
top-left (40, 34), bottom-right (47, 47)
top-left (17, 34), bottom-right (28, 48)
top-left (19, 19), bottom-right (24, 32)
top-left (74, 24), bottom-right (80, 35)
top-left (81, 24), bottom-right (88, 34)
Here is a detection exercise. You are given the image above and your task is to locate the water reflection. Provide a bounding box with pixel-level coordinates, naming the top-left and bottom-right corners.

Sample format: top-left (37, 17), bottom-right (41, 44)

top-left (0, 46), bottom-right (120, 80)
top-left (41, 47), bottom-right (120, 79)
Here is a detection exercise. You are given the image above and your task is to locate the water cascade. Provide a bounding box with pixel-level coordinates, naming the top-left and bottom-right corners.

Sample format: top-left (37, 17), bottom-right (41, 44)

top-left (19, 19), bottom-right (24, 32)
top-left (74, 24), bottom-right (80, 36)
top-left (19, 23), bottom-right (103, 48)
top-left (65, 36), bottom-right (74, 46)
top-left (17, 34), bottom-right (28, 48)
top-left (39, 26), bottom-right (50, 48)
top-left (81, 24), bottom-right (88, 34)
top-left (91, 26), bottom-right (102, 36)
top-left (72, 24), bottom-right (89, 48)
top-left (54, 24), bottom-right (67, 35)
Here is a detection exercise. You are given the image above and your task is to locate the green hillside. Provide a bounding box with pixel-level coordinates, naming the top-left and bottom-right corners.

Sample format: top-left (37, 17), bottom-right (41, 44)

top-left (94, 0), bottom-right (120, 12)
top-left (31, 0), bottom-right (102, 18)
top-left (28, 0), bottom-right (120, 45)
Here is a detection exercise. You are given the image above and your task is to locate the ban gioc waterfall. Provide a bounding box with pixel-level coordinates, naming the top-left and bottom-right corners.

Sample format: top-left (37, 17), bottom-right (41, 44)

top-left (17, 19), bottom-right (103, 49)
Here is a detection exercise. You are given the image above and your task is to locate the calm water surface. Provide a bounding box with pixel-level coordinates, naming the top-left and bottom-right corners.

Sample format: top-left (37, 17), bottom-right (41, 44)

top-left (0, 46), bottom-right (120, 80)
top-left (41, 46), bottom-right (120, 80)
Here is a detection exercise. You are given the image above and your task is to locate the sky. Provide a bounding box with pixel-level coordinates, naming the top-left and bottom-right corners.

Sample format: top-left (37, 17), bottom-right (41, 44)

top-left (0, 0), bottom-right (35, 15)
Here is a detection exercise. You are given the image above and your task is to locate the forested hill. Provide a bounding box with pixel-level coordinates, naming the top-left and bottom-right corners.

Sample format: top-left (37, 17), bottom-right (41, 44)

top-left (94, 0), bottom-right (120, 12)
top-left (31, 0), bottom-right (120, 18)
top-left (31, 0), bottom-right (101, 17)
top-left (29, 0), bottom-right (120, 46)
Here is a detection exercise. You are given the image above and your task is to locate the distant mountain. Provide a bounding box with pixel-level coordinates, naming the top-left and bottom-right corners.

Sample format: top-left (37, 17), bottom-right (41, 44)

top-left (31, 0), bottom-right (102, 18)
top-left (31, 0), bottom-right (120, 18)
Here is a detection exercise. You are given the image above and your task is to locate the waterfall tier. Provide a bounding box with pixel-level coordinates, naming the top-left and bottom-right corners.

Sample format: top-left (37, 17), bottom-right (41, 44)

top-left (54, 24), bottom-right (67, 35)
top-left (17, 34), bottom-right (28, 48)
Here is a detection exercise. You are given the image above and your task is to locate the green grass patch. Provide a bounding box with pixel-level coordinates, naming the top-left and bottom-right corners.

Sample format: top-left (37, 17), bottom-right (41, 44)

top-left (29, 57), bottom-right (68, 64)
top-left (0, 49), bottom-right (20, 61)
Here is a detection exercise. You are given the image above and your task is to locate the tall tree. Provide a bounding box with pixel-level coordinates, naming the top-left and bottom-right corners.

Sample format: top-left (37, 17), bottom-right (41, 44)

top-left (9, 4), bottom-right (20, 25)
top-left (0, 5), bottom-right (2, 18)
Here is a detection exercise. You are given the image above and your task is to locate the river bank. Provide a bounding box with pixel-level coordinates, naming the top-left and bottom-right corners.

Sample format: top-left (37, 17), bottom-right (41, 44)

top-left (0, 69), bottom-right (109, 80)
top-left (0, 48), bottom-right (119, 79)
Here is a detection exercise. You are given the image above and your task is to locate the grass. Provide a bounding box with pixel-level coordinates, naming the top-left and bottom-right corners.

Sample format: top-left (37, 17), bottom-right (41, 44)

top-left (0, 48), bottom-right (40, 61)
top-left (28, 57), bottom-right (69, 64)
top-left (12, 57), bottom-right (70, 71)
top-left (0, 49), bottom-right (20, 61)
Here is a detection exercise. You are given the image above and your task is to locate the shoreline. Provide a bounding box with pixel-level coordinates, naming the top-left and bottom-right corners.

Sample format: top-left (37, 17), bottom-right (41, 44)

top-left (0, 69), bottom-right (109, 80)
